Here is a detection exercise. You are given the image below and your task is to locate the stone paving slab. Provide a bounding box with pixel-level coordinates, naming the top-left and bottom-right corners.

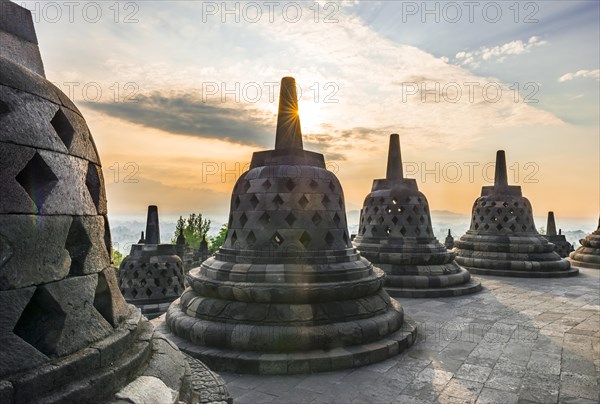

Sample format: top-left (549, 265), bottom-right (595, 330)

top-left (221, 268), bottom-right (600, 403)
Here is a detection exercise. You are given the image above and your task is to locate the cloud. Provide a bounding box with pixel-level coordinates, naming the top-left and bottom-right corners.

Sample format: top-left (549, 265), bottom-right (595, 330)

top-left (455, 36), bottom-right (547, 68)
top-left (84, 93), bottom-right (274, 147)
top-left (558, 69), bottom-right (600, 82)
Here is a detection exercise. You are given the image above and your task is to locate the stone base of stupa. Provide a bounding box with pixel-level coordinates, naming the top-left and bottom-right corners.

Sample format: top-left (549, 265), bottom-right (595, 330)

top-left (456, 234), bottom-right (578, 278)
top-left (158, 261), bottom-right (417, 375)
top-left (0, 306), bottom-right (230, 403)
top-left (381, 265), bottom-right (483, 298)
top-left (157, 307), bottom-right (416, 375)
top-left (569, 248), bottom-right (600, 269)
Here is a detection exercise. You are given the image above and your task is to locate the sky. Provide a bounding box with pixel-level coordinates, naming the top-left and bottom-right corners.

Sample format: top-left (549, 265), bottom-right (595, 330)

top-left (22, 0), bottom-right (600, 227)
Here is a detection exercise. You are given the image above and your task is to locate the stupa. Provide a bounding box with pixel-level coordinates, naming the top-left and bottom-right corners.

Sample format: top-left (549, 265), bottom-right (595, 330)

top-left (543, 212), bottom-right (574, 258)
top-left (455, 151), bottom-right (578, 277)
top-left (0, 2), bottom-right (229, 401)
top-left (118, 206), bottom-right (186, 319)
top-left (445, 230), bottom-right (455, 250)
top-left (569, 218), bottom-right (600, 269)
top-left (158, 77), bottom-right (417, 374)
top-left (352, 135), bottom-right (481, 298)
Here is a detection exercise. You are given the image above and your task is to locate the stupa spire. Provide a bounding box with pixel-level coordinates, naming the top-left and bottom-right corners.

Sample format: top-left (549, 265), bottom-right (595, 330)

top-left (145, 205), bottom-right (160, 244)
top-left (386, 134), bottom-right (404, 180)
top-left (546, 211), bottom-right (557, 236)
top-left (494, 150), bottom-right (508, 189)
top-left (274, 77), bottom-right (303, 150)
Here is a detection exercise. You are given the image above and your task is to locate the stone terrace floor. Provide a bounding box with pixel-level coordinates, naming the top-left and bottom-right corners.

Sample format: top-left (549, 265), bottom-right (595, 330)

top-left (220, 268), bottom-right (600, 403)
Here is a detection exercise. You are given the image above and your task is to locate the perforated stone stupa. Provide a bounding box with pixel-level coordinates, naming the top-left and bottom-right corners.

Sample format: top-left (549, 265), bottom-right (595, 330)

top-left (445, 230), bottom-right (455, 250)
top-left (158, 77), bottom-right (417, 374)
top-left (0, 3), bottom-right (229, 401)
top-left (569, 218), bottom-right (600, 269)
top-left (352, 135), bottom-right (481, 298)
top-left (118, 206), bottom-right (186, 319)
top-left (455, 151), bottom-right (578, 277)
top-left (543, 212), bottom-right (574, 258)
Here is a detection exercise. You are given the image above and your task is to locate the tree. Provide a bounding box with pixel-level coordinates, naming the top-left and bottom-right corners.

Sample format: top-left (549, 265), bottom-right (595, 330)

top-left (112, 249), bottom-right (124, 267)
top-left (171, 213), bottom-right (211, 249)
top-left (539, 226), bottom-right (546, 235)
top-left (209, 224), bottom-right (228, 254)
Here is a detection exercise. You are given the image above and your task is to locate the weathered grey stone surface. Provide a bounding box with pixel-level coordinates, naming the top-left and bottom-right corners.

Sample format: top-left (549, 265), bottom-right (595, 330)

top-left (115, 376), bottom-right (179, 404)
top-left (570, 218), bottom-right (600, 269)
top-left (353, 134), bottom-right (481, 298)
top-left (455, 151), bottom-right (577, 278)
top-left (159, 77), bottom-right (416, 374)
top-left (223, 267), bottom-right (600, 403)
top-left (445, 229), bottom-right (455, 250)
top-left (544, 211), bottom-right (575, 258)
top-left (0, 6), bottom-right (229, 402)
top-left (118, 206), bottom-right (186, 319)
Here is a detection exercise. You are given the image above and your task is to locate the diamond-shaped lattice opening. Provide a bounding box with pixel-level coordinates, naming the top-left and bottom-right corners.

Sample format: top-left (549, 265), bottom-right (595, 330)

top-left (16, 152), bottom-right (58, 211)
top-left (145, 289), bottom-right (152, 297)
top-left (419, 216), bottom-right (425, 224)
top-left (324, 231), bottom-right (334, 246)
top-left (133, 270), bottom-right (139, 279)
top-left (0, 100), bottom-right (9, 114)
top-left (65, 218), bottom-right (92, 276)
top-left (497, 208), bottom-right (503, 214)
top-left (484, 224), bottom-right (490, 230)
top-left (85, 163), bottom-right (102, 211)
top-left (492, 216), bottom-right (497, 222)
top-left (333, 213), bottom-right (341, 226)
top-left (131, 289), bottom-right (138, 298)
top-left (366, 216), bottom-right (372, 224)
top-left (51, 108), bottom-right (75, 149)
top-left (490, 201), bottom-right (496, 207)
top-left (415, 227), bottom-right (421, 235)
top-left (322, 194), bottom-right (331, 206)
top-left (399, 206), bottom-right (405, 214)
top-left (262, 179), bottom-right (272, 190)
top-left (228, 214), bottom-right (233, 227)
top-left (425, 227), bottom-right (431, 235)
top-left (386, 207), bottom-right (392, 214)
top-left (361, 227), bottom-right (366, 234)
top-left (392, 216), bottom-right (399, 225)
top-left (309, 180), bottom-right (319, 189)
top-left (516, 217), bottom-right (521, 223)
top-left (312, 212), bottom-right (322, 225)
top-left (503, 216), bottom-right (509, 222)
top-left (338, 197), bottom-right (343, 208)
top-left (386, 227), bottom-right (391, 235)
top-left (412, 206), bottom-right (419, 214)
top-left (273, 194), bottom-right (284, 206)
top-left (514, 202), bottom-right (520, 207)
top-left (234, 196), bottom-right (241, 209)
top-left (329, 181), bottom-right (335, 192)
top-left (230, 231), bottom-right (238, 244)
top-left (167, 277), bottom-right (173, 286)
top-left (298, 195), bottom-right (309, 209)
top-left (373, 207), bottom-right (379, 214)
top-left (285, 178), bottom-right (296, 191)
top-left (13, 287), bottom-right (66, 355)
top-left (496, 223), bottom-right (503, 231)
top-left (299, 231), bottom-right (311, 248)
top-left (485, 208), bottom-right (491, 214)
top-left (285, 212), bottom-right (296, 226)
top-left (140, 279), bottom-right (147, 287)
top-left (392, 197), bottom-right (398, 205)
top-left (250, 195), bottom-right (259, 209)
top-left (378, 216), bottom-right (385, 224)
top-left (239, 213), bottom-right (248, 227)
top-left (521, 224), bottom-right (527, 231)
top-left (379, 197), bottom-right (385, 204)
top-left (474, 223), bottom-right (479, 230)
top-left (406, 216), bottom-right (413, 223)
top-left (259, 212), bottom-right (270, 226)
top-left (247, 231), bottom-right (256, 245)
top-left (400, 226), bottom-right (407, 236)
top-left (503, 202), bottom-right (509, 207)
top-left (243, 181), bottom-right (251, 192)
top-left (271, 232), bottom-right (284, 247)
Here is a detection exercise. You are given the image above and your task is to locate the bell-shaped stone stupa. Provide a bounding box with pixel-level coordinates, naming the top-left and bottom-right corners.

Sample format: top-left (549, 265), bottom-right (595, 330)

top-left (455, 151), bottom-right (578, 277)
top-left (118, 206), bottom-right (186, 319)
top-left (569, 218), bottom-right (600, 269)
top-left (445, 230), bottom-right (455, 250)
top-left (158, 77), bottom-right (417, 374)
top-left (0, 2), bottom-right (229, 402)
top-left (353, 135), bottom-right (481, 297)
top-left (543, 212), bottom-right (574, 258)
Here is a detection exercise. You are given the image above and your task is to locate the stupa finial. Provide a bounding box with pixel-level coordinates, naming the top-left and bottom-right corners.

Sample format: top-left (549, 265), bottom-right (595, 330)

top-left (386, 134), bottom-right (404, 180)
top-left (275, 77), bottom-right (303, 150)
top-left (546, 211), bottom-right (557, 236)
top-left (494, 150), bottom-right (508, 188)
top-left (145, 205), bottom-right (160, 244)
